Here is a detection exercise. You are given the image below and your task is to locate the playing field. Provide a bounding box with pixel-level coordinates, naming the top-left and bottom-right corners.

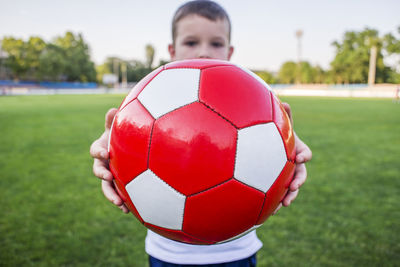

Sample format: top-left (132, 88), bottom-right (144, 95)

top-left (0, 94), bottom-right (399, 266)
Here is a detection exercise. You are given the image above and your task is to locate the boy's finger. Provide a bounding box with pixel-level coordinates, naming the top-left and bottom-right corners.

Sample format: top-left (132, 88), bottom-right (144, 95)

top-left (105, 108), bottom-right (118, 130)
top-left (93, 159), bottom-right (113, 181)
top-left (90, 139), bottom-right (109, 160)
top-left (296, 146), bottom-right (312, 163)
top-left (294, 135), bottom-right (312, 163)
top-left (290, 163), bottom-right (307, 191)
top-left (102, 180), bottom-right (123, 206)
top-left (282, 189), bottom-right (299, 207)
top-left (119, 204), bottom-right (130, 213)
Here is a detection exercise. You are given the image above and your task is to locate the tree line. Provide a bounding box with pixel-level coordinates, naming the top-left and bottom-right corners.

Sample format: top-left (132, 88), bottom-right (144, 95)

top-left (0, 32), bottom-right (96, 82)
top-left (1, 27), bottom-right (399, 85)
top-left (257, 27), bottom-right (400, 84)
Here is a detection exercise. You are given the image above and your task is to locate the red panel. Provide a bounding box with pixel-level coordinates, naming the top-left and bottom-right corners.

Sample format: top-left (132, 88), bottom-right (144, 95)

top-left (183, 179), bottom-right (265, 243)
top-left (119, 66), bottom-right (164, 110)
top-left (109, 100), bottom-right (154, 185)
top-left (199, 66), bottom-right (273, 129)
top-left (271, 94), bottom-right (296, 161)
top-left (145, 223), bottom-right (212, 245)
top-left (165, 59), bottom-right (231, 70)
top-left (256, 161), bottom-right (295, 225)
top-left (113, 179), bottom-right (144, 224)
top-left (149, 102), bottom-right (237, 196)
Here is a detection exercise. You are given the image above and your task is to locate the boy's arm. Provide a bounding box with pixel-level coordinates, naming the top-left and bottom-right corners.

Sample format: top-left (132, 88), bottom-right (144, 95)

top-left (90, 108), bottom-right (129, 213)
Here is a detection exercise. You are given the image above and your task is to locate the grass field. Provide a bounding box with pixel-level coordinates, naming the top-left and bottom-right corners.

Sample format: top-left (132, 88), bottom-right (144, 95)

top-left (0, 94), bottom-right (399, 266)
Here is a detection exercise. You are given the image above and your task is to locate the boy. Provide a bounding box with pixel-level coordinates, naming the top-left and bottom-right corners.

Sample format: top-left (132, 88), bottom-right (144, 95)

top-left (90, 1), bottom-right (312, 266)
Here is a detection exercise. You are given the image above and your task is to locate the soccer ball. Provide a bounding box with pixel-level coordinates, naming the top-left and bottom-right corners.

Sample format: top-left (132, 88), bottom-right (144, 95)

top-left (108, 59), bottom-right (296, 245)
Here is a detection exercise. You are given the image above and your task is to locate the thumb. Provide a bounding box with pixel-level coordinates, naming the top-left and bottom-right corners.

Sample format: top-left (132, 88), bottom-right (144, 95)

top-left (294, 133), bottom-right (312, 163)
top-left (105, 108), bottom-right (118, 130)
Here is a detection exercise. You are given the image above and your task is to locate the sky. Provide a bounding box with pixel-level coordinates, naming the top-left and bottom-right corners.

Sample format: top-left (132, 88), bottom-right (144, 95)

top-left (0, 0), bottom-right (399, 71)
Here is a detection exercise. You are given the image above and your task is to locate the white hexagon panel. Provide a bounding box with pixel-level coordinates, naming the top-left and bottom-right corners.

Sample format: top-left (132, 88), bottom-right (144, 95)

top-left (234, 123), bottom-right (287, 193)
top-left (125, 169), bottom-right (186, 230)
top-left (138, 68), bottom-right (200, 119)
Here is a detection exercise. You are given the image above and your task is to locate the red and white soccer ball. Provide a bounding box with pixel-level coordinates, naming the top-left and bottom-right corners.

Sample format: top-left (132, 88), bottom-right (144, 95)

top-left (108, 59), bottom-right (296, 245)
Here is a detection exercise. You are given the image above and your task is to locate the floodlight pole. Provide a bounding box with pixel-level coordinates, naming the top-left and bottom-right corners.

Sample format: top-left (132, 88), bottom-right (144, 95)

top-left (296, 30), bottom-right (303, 64)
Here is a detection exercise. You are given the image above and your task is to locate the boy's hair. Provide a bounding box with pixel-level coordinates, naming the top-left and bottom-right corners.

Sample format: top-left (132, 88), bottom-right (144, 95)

top-left (172, 0), bottom-right (231, 44)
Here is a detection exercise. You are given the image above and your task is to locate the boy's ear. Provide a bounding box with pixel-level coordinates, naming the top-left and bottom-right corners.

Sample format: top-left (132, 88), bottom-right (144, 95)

top-left (168, 44), bottom-right (176, 61)
top-left (228, 46), bottom-right (234, 61)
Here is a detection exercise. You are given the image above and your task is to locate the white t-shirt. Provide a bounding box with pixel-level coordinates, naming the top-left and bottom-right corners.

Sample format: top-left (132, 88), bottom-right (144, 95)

top-left (145, 230), bottom-right (263, 265)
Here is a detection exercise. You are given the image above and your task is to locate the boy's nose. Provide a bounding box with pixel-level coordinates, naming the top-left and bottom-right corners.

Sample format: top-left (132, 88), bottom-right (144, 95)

top-left (197, 45), bottom-right (212, 58)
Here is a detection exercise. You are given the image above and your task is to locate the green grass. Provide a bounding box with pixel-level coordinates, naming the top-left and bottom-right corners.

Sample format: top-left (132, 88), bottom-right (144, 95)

top-left (0, 95), bottom-right (399, 266)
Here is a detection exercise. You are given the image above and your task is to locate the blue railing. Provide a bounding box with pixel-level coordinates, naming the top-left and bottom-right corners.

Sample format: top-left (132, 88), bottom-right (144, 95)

top-left (0, 80), bottom-right (97, 89)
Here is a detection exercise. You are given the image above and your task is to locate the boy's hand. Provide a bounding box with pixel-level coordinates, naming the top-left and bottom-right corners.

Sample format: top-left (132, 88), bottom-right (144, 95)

top-left (90, 108), bottom-right (129, 213)
top-left (273, 102), bottom-right (312, 214)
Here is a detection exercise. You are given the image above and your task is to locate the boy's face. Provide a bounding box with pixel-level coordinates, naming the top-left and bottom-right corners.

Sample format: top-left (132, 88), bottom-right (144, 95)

top-left (169, 15), bottom-right (234, 61)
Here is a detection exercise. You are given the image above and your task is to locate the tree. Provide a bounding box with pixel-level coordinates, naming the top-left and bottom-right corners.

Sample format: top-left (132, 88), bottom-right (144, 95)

top-left (383, 26), bottom-right (400, 83)
top-left (278, 61), bottom-right (297, 84)
top-left (127, 59), bottom-right (152, 82)
top-left (38, 43), bottom-right (67, 81)
top-left (298, 61), bottom-right (316, 83)
top-left (1, 32), bottom-right (97, 82)
top-left (313, 65), bottom-right (326, 84)
top-left (1, 36), bottom-right (46, 80)
top-left (25, 37), bottom-right (47, 80)
top-left (277, 61), bottom-right (324, 84)
top-left (254, 70), bottom-right (277, 84)
top-left (330, 28), bottom-right (392, 84)
top-left (53, 32), bottom-right (96, 82)
top-left (1, 37), bottom-right (27, 80)
top-left (384, 27), bottom-right (400, 54)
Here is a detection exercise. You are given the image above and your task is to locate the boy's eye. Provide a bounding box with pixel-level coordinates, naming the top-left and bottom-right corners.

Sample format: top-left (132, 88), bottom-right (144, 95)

top-left (212, 42), bottom-right (224, 48)
top-left (185, 41), bottom-right (197, 47)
